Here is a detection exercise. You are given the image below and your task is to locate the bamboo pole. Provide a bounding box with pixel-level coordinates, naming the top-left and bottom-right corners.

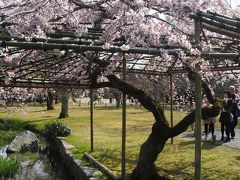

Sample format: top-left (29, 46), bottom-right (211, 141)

top-left (47, 32), bottom-right (101, 39)
top-left (199, 11), bottom-right (240, 28)
top-left (90, 89), bottom-right (94, 152)
top-left (206, 10), bottom-right (238, 21)
top-left (194, 71), bottom-right (202, 180)
top-left (201, 22), bottom-right (240, 39)
top-left (84, 152), bottom-right (120, 180)
top-left (0, 35), bottom-right (196, 50)
top-left (190, 15), bottom-right (240, 34)
top-left (194, 19), bottom-right (202, 180)
top-left (0, 80), bottom-right (89, 89)
top-left (170, 74), bottom-right (174, 144)
top-left (1, 40), bottom-right (240, 58)
top-left (0, 35), bottom-right (121, 46)
top-left (121, 53), bottom-right (127, 179)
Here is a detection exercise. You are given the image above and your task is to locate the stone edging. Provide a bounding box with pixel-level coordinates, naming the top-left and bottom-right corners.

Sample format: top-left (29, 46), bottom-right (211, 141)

top-left (51, 137), bottom-right (103, 180)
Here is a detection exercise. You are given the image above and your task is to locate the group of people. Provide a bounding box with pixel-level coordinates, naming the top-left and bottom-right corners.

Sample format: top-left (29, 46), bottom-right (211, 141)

top-left (204, 86), bottom-right (239, 142)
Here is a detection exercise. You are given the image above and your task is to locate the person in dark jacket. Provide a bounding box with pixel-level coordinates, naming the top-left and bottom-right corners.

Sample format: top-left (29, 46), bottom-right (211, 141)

top-left (220, 91), bottom-right (233, 142)
top-left (228, 86), bottom-right (238, 138)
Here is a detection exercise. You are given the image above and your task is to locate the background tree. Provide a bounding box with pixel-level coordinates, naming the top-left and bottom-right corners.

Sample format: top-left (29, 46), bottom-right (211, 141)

top-left (46, 90), bottom-right (54, 110)
top-left (58, 89), bottom-right (70, 119)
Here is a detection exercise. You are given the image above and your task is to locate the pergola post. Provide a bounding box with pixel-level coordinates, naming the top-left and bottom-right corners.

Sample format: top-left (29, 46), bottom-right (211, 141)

top-left (170, 74), bottom-right (174, 144)
top-left (194, 19), bottom-right (202, 180)
top-left (194, 71), bottom-right (202, 180)
top-left (121, 53), bottom-right (127, 179)
top-left (90, 89), bottom-right (94, 152)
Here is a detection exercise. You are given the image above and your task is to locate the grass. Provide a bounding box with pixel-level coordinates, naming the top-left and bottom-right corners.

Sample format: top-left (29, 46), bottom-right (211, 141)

top-left (0, 157), bottom-right (20, 179)
top-left (0, 112), bottom-right (39, 179)
top-left (0, 130), bottom-right (18, 147)
top-left (0, 118), bottom-right (36, 147)
top-left (0, 119), bottom-right (28, 179)
top-left (0, 104), bottom-right (240, 179)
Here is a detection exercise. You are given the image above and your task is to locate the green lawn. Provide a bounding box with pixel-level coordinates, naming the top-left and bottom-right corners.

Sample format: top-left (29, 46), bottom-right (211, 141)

top-left (0, 105), bottom-right (240, 179)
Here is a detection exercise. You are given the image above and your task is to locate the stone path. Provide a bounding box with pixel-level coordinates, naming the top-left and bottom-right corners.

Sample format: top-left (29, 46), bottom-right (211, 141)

top-left (179, 128), bottom-right (240, 150)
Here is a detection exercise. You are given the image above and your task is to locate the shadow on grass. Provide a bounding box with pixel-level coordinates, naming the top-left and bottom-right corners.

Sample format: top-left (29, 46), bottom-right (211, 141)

top-left (42, 115), bottom-right (55, 118)
top-left (31, 109), bottom-right (50, 113)
top-left (0, 118), bottom-right (39, 134)
top-left (157, 166), bottom-right (192, 179)
top-left (236, 156), bottom-right (240, 161)
top-left (128, 125), bottom-right (150, 132)
top-left (25, 118), bottom-right (58, 124)
top-left (88, 148), bottom-right (152, 180)
top-left (179, 140), bottom-right (221, 150)
top-left (202, 141), bottom-right (220, 149)
top-left (128, 111), bottom-right (148, 115)
top-left (93, 148), bottom-right (138, 166)
top-left (94, 106), bottom-right (144, 111)
top-left (179, 140), bottom-right (195, 146)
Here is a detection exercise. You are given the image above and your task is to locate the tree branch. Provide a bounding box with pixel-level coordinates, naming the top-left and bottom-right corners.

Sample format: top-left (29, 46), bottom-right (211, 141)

top-left (168, 105), bottom-right (221, 138)
top-left (106, 74), bottom-right (169, 126)
top-left (0, 0), bottom-right (49, 24)
top-left (145, 14), bottom-right (189, 36)
top-left (89, 63), bottom-right (168, 126)
top-left (187, 69), bottom-right (216, 104)
top-left (168, 70), bottom-right (220, 137)
top-left (91, 81), bottom-right (113, 89)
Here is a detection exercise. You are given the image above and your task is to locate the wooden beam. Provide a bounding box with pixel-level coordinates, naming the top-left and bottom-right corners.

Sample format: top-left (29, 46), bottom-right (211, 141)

top-left (1, 40), bottom-right (239, 58)
top-left (170, 74), bottom-right (174, 144)
top-left (199, 11), bottom-right (240, 28)
top-left (206, 10), bottom-right (239, 21)
top-left (194, 19), bottom-right (202, 180)
top-left (0, 41), bottom-right (179, 56)
top-left (90, 89), bottom-right (94, 152)
top-left (194, 71), bottom-right (202, 180)
top-left (200, 17), bottom-right (240, 34)
top-left (201, 22), bottom-right (240, 39)
top-left (84, 152), bottom-right (120, 180)
top-left (0, 81), bottom-right (89, 89)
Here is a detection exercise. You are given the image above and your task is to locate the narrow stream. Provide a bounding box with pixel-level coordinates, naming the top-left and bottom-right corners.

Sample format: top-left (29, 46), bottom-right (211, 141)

top-left (10, 152), bottom-right (60, 180)
top-left (0, 138), bottom-right (72, 180)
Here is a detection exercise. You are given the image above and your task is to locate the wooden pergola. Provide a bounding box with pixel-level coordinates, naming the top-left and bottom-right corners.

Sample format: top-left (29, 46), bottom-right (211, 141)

top-left (0, 10), bottom-right (240, 179)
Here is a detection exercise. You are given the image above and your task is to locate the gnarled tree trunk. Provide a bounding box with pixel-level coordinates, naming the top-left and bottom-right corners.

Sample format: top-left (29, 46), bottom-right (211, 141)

top-left (91, 70), bottom-right (221, 179)
top-left (59, 90), bottom-right (69, 118)
top-left (132, 122), bottom-right (169, 179)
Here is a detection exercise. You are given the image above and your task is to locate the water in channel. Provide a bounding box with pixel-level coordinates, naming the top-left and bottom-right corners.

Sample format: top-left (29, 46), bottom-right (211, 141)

top-left (0, 143), bottom-right (71, 179)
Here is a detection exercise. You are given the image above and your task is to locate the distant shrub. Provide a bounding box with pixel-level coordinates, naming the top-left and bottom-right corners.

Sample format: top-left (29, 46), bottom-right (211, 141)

top-left (0, 157), bottom-right (20, 178)
top-left (43, 120), bottom-right (71, 138)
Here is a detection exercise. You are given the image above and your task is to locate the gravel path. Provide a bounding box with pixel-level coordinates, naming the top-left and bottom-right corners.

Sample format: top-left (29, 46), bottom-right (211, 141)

top-left (179, 128), bottom-right (240, 150)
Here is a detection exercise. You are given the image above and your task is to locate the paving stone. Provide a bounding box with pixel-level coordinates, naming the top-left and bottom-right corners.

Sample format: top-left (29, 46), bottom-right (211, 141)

top-left (179, 128), bottom-right (240, 149)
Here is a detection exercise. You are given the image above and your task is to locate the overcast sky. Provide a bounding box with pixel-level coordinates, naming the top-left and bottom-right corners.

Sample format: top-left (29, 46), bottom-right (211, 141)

top-left (228, 0), bottom-right (239, 8)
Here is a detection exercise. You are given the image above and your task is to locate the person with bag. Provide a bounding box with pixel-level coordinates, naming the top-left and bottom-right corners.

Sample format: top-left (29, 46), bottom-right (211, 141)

top-left (203, 99), bottom-right (216, 139)
top-left (220, 91), bottom-right (233, 142)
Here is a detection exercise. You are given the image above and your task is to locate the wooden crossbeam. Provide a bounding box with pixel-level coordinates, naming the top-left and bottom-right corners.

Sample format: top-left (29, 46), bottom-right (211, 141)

top-left (1, 40), bottom-right (239, 59)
